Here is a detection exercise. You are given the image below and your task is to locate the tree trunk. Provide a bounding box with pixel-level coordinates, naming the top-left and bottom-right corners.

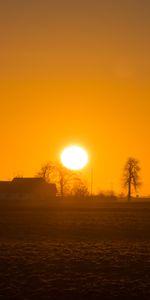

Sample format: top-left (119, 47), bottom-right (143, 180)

top-left (128, 180), bottom-right (131, 201)
top-left (60, 177), bottom-right (64, 198)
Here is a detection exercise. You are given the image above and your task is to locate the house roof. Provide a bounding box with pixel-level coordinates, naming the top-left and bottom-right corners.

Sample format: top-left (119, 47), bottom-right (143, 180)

top-left (0, 178), bottom-right (57, 192)
top-left (12, 177), bottom-right (46, 184)
top-left (11, 177), bottom-right (57, 191)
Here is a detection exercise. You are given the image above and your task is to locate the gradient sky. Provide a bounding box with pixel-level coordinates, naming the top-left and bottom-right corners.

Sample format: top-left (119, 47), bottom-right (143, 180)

top-left (0, 0), bottom-right (150, 195)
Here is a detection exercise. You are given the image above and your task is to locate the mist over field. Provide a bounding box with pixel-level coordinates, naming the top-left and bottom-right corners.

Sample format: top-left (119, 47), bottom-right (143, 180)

top-left (0, 200), bottom-right (150, 299)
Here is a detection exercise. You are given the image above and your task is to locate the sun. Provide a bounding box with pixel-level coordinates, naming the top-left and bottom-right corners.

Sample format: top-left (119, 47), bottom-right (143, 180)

top-left (61, 145), bottom-right (88, 170)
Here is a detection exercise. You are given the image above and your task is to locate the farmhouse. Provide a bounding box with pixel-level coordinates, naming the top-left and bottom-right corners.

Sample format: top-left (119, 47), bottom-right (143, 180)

top-left (0, 177), bottom-right (57, 200)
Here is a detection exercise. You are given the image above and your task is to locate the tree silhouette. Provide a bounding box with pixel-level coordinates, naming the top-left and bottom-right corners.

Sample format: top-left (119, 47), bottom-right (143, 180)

top-left (37, 161), bottom-right (79, 197)
top-left (123, 157), bottom-right (141, 200)
top-left (72, 178), bottom-right (89, 198)
top-left (36, 162), bottom-right (53, 183)
top-left (54, 162), bottom-right (78, 197)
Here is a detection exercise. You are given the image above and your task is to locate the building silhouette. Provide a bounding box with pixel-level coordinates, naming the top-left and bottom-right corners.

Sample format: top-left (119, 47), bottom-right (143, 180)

top-left (0, 177), bottom-right (57, 200)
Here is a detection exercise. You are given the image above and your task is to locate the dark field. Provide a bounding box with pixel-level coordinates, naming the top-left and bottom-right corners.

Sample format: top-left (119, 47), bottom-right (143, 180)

top-left (0, 200), bottom-right (150, 299)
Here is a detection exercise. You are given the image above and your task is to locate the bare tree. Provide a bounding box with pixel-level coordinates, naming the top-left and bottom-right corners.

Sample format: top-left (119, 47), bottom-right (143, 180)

top-left (37, 161), bottom-right (79, 197)
top-left (72, 178), bottom-right (89, 198)
top-left (53, 162), bottom-right (78, 197)
top-left (123, 157), bottom-right (141, 200)
top-left (36, 162), bottom-right (54, 183)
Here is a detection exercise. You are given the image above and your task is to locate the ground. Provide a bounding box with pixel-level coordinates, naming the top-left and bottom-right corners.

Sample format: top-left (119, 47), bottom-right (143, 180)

top-left (0, 201), bottom-right (150, 299)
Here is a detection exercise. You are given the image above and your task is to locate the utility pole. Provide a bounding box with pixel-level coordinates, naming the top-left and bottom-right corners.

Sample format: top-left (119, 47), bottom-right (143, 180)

top-left (91, 167), bottom-right (93, 197)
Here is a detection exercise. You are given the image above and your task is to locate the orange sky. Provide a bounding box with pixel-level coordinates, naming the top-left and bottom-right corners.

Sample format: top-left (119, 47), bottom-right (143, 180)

top-left (0, 0), bottom-right (150, 195)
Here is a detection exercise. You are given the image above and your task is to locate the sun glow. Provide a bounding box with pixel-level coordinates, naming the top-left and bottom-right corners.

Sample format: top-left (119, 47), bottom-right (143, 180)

top-left (61, 145), bottom-right (88, 170)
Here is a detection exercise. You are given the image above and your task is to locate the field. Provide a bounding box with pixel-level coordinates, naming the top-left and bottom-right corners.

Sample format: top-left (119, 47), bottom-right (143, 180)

top-left (0, 200), bottom-right (150, 299)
